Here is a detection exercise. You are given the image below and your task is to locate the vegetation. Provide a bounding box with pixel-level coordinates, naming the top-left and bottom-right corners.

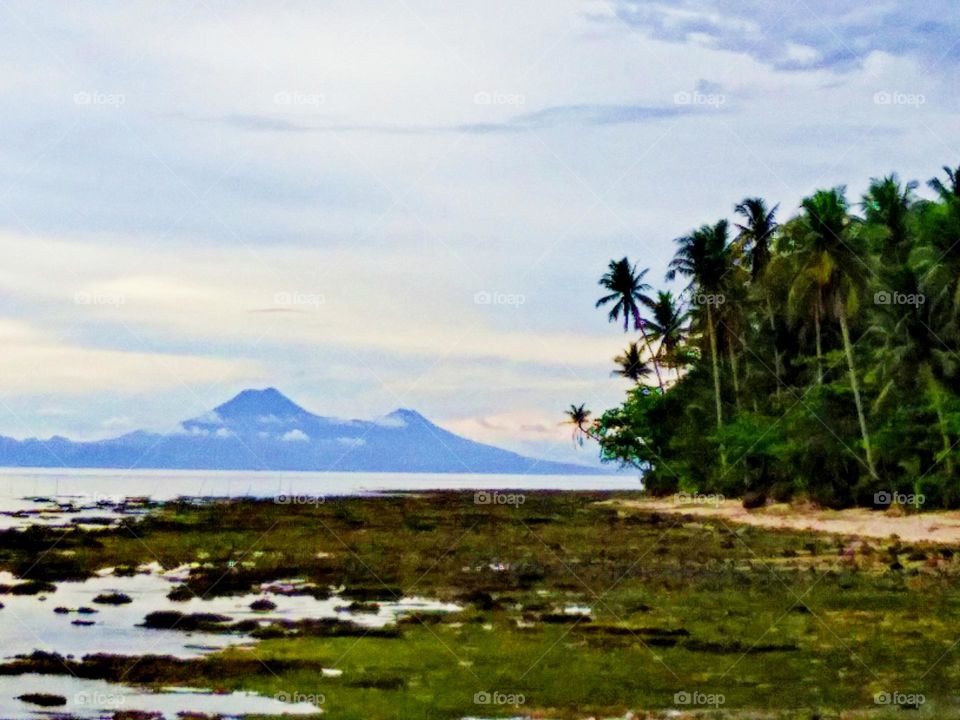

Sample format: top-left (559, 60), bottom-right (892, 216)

top-left (6, 494), bottom-right (960, 718)
top-left (579, 166), bottom-right (960, 508)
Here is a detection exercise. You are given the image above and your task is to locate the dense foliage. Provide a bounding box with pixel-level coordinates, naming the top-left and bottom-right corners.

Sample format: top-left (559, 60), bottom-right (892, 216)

top-left (576, 166), bottom-right (960, 509)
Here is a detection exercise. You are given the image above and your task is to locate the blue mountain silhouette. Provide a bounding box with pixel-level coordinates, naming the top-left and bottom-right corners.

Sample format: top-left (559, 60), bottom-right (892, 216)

top-left (0, 388), bottom-right (604, 474)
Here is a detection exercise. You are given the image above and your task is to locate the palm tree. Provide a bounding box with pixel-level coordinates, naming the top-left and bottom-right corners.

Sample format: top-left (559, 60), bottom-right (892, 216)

top-left (613, 342), bottom-right (653, 383)
top-left (872, 299), bottom-right (954, 477)
top-left (596, 258), bottom-right (664, 390)
top-left (928, 165), bottom-right (960, 203)
top-left (644, 291), bottom-right (688, 374)
top-left (790, 191), bottom-right (847, 386)
top-left (797, 188), bottom-right (878, 480)
top-left (734, 197), bottom-right (779, 281)
top-left (862, 174), bottom-right (916, 265)
top-left (564, 404), bottom-right (595, 446)
top-left (667, 220), bottom-right (731, 433)
top-left (734, 198), bottom-right (783, 394)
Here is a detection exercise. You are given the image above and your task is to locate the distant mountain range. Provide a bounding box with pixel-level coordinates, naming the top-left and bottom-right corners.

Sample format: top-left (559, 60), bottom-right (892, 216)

top-left (0, 388), bottom-right (604, 474)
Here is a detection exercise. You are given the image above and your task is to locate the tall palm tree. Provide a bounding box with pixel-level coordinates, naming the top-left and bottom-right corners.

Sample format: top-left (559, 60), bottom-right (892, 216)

top-left (596, 258), bottom-right (664, 390)
top-left (928, 165), bottom-right (960, 203)
top-left (790, 192), bottom-right (847, 386)
top-left (862, 174), bottom-right (916, 265)
top-left (872, 298), bottom-right (954, 477)
top-left (735, 197), bottom-right (783, 394)
top-left (644, 290), bottom-right (688, 374)
top-left (667, 220), bottom-right (731, 433)
top-left (564, 404), bottom-right (595, 446)
top-left (797, 188), bottom-right (878, 480)
top-left (734, 197), bottom-right (779, 281)
top-left (613, 342), bottom-right (653, 383)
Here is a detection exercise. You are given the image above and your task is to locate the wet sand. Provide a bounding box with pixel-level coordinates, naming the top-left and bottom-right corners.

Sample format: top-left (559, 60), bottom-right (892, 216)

top-left (610, 498), bottom-right (960, 544)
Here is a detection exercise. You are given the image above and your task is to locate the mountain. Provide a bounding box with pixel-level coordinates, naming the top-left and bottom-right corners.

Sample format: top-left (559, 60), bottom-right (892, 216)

top-left (0, 388), bottom-right (605, 474)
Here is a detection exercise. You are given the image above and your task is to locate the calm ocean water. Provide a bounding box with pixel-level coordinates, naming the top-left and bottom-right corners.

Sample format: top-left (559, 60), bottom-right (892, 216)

top-left (0, 467), bottom-right (638, 504)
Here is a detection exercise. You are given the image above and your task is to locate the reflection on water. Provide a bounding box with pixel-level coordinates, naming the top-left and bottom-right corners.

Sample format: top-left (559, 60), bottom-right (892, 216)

top-left (0, 567), bottom-right (459, 660)
top-left (0, 469), bottom-right (598, 717)
top-left (0, 674), bottom-right (323, 718)
top-left (0, 467), bottom-right (634, 507)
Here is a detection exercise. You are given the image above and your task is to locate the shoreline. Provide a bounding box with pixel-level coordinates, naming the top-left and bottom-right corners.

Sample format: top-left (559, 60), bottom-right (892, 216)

top-left (610, 497), bottom-right (960, 545)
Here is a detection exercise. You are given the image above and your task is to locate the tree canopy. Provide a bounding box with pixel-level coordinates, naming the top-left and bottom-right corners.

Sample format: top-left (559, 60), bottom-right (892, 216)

top-left (578, 166), bottom-right (960, 509)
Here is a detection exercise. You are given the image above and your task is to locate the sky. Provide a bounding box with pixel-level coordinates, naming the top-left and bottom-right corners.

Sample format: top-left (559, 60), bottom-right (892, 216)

top-left (0, 0), bottom-right (957, 467)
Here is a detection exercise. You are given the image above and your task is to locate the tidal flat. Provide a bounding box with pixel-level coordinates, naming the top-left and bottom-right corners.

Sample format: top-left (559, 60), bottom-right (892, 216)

top-left (0, 491), bottom-right (958, 719)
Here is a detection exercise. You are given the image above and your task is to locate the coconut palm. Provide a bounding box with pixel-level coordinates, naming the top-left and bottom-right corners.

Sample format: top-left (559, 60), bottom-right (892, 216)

top-left (644, 291), bottom-right (688, 373)
top-left (667, 220), bottom-right (731, 432)
top-left (862, 174), bottom-right (917, 265)
top-left (613, 342), bottom-right (653, 383)
top-left (928, 165), bottom-right (960, 203)
top-left (564, 404), bottom-right (594, 446)
top-left (596, 258), bottom-right (664, 390)
top-left (872, 297), bottom-right (955, 477)
top-left (734, 197), bottom-right (779, 281)
top-left (734, 197), bottom-right (784, 393)
top-left (797, 187), bottom-right (878, 480)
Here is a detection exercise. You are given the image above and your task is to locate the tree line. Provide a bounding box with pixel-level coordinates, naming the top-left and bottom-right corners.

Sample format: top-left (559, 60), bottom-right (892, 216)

top-left (569, 165), bottom-right (960, 509)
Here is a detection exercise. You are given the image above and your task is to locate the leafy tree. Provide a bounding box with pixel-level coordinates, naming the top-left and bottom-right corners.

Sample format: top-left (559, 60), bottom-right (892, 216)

top-left (596, 258), bottom-right (664, 390)
top-left (576, 163), bottom-right (960, 508)
top-left (734, 197), bottom-right (779, 280)
top-left (613, 342), bottom-right (653, 383)
top-left (564, 404), bottom-right (594, 447)
top-left (667, 221), bottom-right (732, 434)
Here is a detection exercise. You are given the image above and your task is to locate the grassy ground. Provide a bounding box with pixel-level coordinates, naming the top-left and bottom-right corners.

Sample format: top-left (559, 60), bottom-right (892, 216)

top-left (3, 492), bottom-right (960, 719)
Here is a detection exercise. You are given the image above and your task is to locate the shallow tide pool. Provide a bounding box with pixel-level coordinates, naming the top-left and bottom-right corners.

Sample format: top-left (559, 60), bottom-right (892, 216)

top-left (0, 567), bottom-right (460, 660)
top-left (0, 674), bottom-right (324, 718)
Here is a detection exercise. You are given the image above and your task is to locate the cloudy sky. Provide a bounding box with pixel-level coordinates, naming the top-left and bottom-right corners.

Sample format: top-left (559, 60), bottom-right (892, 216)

top-left (0, 1), bottom-right (956, 466)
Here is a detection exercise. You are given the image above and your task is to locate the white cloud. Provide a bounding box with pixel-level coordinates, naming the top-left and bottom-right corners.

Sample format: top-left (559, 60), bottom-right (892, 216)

top-left (0, 0), bottom-right (954, 458)
top-left (0, 319), bottom-right (261, 396)
top-left (100, 416), bottom-right (132, 429)
top-left (281, 429), bottom-right (309, 442)
top-left (0, 230), bottom-right (626, 370)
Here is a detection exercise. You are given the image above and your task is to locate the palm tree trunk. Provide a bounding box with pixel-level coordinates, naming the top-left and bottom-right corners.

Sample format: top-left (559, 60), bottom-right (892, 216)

top-left (767, 298), bottom-right (782, 399)
top-left (727, 341), bottom-right (741, 411)
top-left (707, 304), bottom-right (727, 471)
top-left (935, 400), bottom-right (954, 476)
top-left (707, 305), bottom-right (723, 429)
top-left (837, 298), bottom-right (878, 480)
top-left (926, 368), bottom-right (954, 476)
top-left (814, 290), bottom-right (824, 386)
top-left (633, 309), bottom-right (664, 392)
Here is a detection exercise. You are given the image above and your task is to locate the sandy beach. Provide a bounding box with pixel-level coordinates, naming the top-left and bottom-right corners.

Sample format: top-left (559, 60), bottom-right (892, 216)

top-left (609, 497), bottom-right (960, 545)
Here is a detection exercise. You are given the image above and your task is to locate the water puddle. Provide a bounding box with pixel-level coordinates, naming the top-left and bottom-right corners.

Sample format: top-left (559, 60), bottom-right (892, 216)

top-left (0, 496), bottom-right (151, 531)
top-left (0, 567), bottom-right (460, 660)
top-left (0, 674), bottom-right (323, 718)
